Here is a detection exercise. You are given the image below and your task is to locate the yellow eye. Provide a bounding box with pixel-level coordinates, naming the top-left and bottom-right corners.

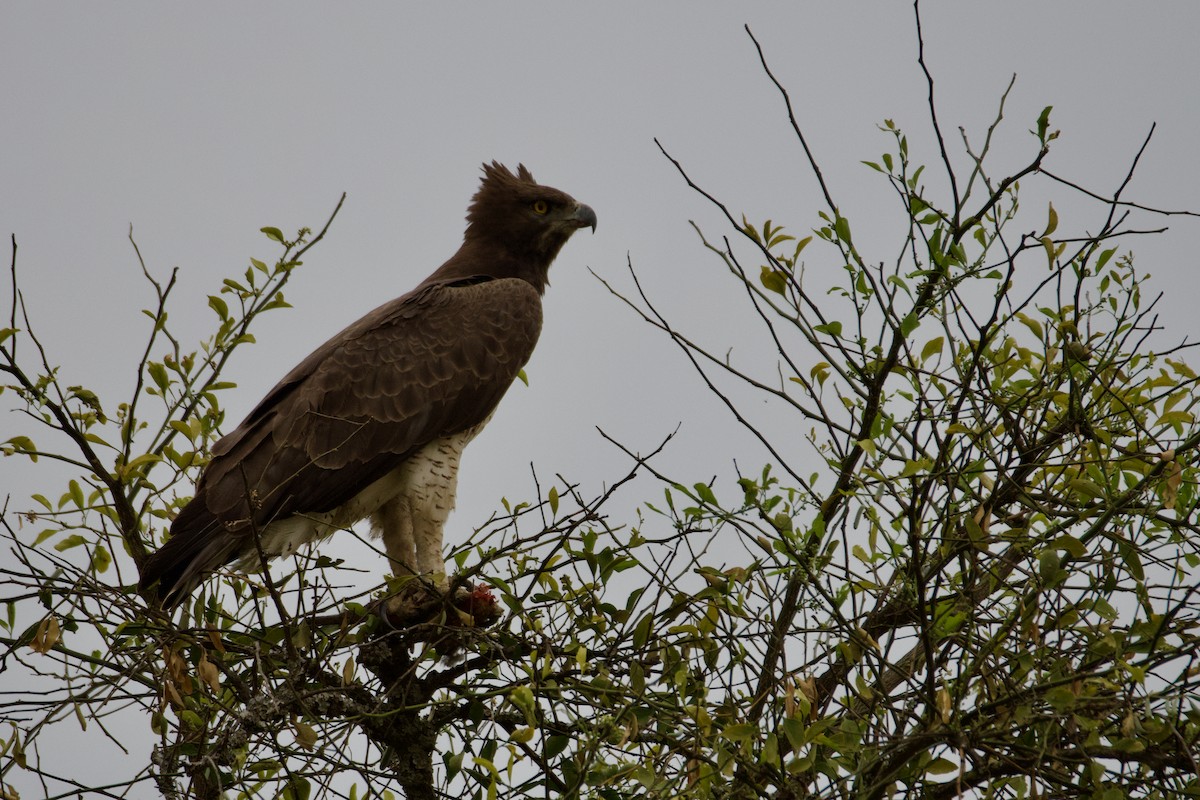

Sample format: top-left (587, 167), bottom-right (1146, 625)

top-left (531, 199), bottom-right (549, 215)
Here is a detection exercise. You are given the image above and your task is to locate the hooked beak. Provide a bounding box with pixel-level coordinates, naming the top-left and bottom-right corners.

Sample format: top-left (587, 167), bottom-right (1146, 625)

top-left (571, 203), bottom-right (597, 233)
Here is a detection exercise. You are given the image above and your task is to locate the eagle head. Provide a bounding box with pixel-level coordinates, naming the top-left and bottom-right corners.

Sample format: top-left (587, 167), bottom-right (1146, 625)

top-left (464, 162), bottom-right (596, 283)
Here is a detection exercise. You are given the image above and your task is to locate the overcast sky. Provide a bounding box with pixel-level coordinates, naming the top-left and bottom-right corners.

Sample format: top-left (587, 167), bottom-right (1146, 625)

top-left (3, 3), bottom-right (1199, 794)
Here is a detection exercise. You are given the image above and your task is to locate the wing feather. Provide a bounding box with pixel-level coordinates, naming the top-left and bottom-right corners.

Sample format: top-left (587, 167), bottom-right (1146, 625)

top-left (142, 276), bottom-right (542, 597)
top-left (218, 276), bottom-right (540, 523)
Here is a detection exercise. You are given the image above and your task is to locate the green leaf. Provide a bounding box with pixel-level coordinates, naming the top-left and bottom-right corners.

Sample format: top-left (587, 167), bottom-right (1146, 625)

top-left (508, 686), bottom-right (536, 719)
top-left (282, 776), bottom-right (312, 800)
top-left (4, 435), bottom-right (37, 459)
top-left (293, 720), bottom-right (318, 751)
top-left (261, 226), bottom-right (285, 243)
top-left (1111, 737), bottom-right (1145, 754)
top-left (920, 337), bottom-right (944, 363)
top-left (509, 726), bottom-right (535, 743)
top-left (1051, 534), bottom-right (1086, 559)
top-left (1045, 686), bottom-right (1076, 712)
top-left (741, 217), bottom-right (759, 243)
top-left (1015, 312), bottom-right (1043, 340)
top-left (548, 486), bottom-right (559, 516)
top-left (207, 295), bottom-right (229, 320)
top-left (781, 717), bottom-right (806, 751)
top-left (722, 723), bottom-right (756, 745)
top-left (68, 479), bottom-right (86, 509)
top-left (1155, 410), bottom-right (1194, 427)
top-left (963, 515), bottom-right (987, 548)
top-left (814, 321), bottom-right (843, 337)
top-left (810, 361), bottom-right (831, 386)
top-left (1038, 550), bottom-right (1063, 582)
top-left (262, 291), bottom-right (291, 311)
top-left (83, 432), bottom-right (112, 447)
top-left (54, 534), bottom-right (88, 552)
top-left (545, 734), bottom-right (570, 759)
top-left (1120, 541), bottom-right (1145, 581)
top-left (907, 164), bottom-right (925, 189)
top-left (760, 266), bottom-right (787, 294)
top-left (123, 453), bottom-right (162, 474)
top-left (1036, 105), bottom-right (1053, 142)
top-left (926, 757), bottom-right (958, 776)
top-left (170, 419), bottom-right (199, 440)
top-left (1042, 202), bottom-right (1059, 237)
top-left (1041, 236), bottom-right (1058, 265)
top-left (443, 752), bottom-right (464, 782)
top-left (632, 614), bottom-right (653, 649)
top-left (1068, 478), bottom-right (1106, 500)
top-left (1167, 357), bottom-right (1197, 380)
top-left (147, 362), bottom-right (169, 392)
top-left (92, 545), bottom-right (112, 573)
top-left (833, 215), bottom-right (852, 245)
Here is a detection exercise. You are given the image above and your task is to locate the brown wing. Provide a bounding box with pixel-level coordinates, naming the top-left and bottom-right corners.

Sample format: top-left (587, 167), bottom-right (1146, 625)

top-left (140, 276), bottom-right (543, 599)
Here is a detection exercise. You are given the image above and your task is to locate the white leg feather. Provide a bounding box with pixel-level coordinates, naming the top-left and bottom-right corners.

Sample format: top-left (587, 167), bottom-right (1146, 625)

top-left (372, 496), bottom-right (417, 576)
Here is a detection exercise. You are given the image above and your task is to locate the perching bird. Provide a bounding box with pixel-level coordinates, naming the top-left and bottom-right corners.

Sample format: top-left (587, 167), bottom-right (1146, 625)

top-left (139, 162), bottom-right (595, 607)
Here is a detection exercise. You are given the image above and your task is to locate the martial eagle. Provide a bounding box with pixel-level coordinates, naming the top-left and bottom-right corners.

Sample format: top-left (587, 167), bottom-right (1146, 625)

top-left (139, 163), bottom-right (596, 607)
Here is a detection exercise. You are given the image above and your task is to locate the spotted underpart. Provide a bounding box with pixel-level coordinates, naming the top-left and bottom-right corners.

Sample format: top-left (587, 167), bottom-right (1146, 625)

top-left (370, 422), bottom-right (488, 583)
top-left (239, 422), bottom-right (485, 587)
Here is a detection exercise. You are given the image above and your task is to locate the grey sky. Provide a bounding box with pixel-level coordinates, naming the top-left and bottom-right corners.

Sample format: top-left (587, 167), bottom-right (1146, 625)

top-left (2, 3), bottom-right (1198, 794)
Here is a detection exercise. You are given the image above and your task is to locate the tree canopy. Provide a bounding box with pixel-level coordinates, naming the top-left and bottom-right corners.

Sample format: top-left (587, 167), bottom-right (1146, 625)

top-left (2, 14), bottom-right (1198, 800)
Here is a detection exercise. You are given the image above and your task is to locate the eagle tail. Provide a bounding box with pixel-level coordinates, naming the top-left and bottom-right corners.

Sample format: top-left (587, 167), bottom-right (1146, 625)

top-left (139, 501), bottom-right (242, 608)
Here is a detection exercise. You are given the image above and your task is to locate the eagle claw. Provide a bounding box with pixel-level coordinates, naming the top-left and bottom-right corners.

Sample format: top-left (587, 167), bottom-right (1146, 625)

top-left (381, 579), bottom-right (501, 632)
